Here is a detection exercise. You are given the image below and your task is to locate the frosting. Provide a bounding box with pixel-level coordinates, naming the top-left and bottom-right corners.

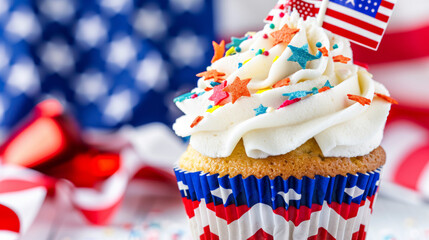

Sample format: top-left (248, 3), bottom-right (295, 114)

top-left (173, 12), bottom-right (392, 159)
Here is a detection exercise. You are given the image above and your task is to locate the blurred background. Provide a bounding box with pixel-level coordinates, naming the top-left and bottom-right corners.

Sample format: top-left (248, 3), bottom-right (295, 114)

top-left (0, 0), bottom-right (428, 239)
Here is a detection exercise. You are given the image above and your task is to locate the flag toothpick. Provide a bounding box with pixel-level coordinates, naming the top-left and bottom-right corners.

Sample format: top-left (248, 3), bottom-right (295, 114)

top-left (316, 0), bottom-right (330, 27)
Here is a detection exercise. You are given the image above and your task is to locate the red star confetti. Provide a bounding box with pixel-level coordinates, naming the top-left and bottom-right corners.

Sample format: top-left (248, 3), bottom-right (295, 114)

top-left (278, 98), bottom-right (301, 109)
top-left (318, 47), bottom-right (329, 57)
top-left (211, 40), bottom-right (225, 63)
top-left (209, 81), bottom-right (229, 105)
top-left (375, 93), bottom-right (398, 105)
top-left (223, 77), bottom-right (251, 103)
top-left (196, 69), bottom-right (226, 82)
top-left (272, 78), bottom-right (290, 88)
top-left (333, 55), bottom-right (351, 64)
top-left (347, 94), bottom-right (371, 106)
top-left (190, 116), bottom-right (204, 128)
top-left (270, 24), bottom-right (300, 46)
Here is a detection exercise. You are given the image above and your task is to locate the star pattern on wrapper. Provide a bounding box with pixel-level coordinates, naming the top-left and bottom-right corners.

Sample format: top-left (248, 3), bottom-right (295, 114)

top-left (223, 77), bottom-right (251, 104)
top-left (287, 44), bottom-right (320, 69)
top-left (254, 104), bottom-right (268, 116)
top-left (270, 24), bottom-right (300, 46)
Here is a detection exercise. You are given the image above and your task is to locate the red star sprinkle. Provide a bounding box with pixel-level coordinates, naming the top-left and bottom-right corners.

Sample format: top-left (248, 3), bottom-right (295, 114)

top-left (209, 81), bottom-right (229, 105)
top-left (211, 40), bottom-right (225, 63)
top-left (347, 94), bottom-right (371, 106)
top-left (333, 55), bottom-right (351, 64)
top-left (318, 86), bottom-right (330, 93)
top-left (375, 93), bottom-right (398, 105)
top-left (196, 69), bottom-right (226, 82)
top-left (272, 78), bottom-right (290, 88)
top-left (278, 98), bottom-right (301, 109)
top-left (318, 47), bottom-right (329, 57)
top-left (270, 24), bottom-right (300, 46)
top-left (190, 116), bottom-right (204, 128)
top-left (223, 77), bottom-right (251, 103)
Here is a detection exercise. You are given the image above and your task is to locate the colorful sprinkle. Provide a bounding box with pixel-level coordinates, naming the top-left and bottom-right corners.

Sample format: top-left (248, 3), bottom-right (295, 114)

top-left (236, 47), bottom-right (242, 52)
top-left (238, 62), bottom-right (243, 68)
top-left (287, 44), bottom-right (321, 69)
top-left (318, 47), bottom-right (329, 57)
top-left (190, 116), bottom-right (204, 128)
top-left (270, 23), bottom-right (275, 29)
top-left (204, 87), bottom-right (213, 91)
top-left (270, 24), bottom-right (300, 46)
top-left (263, 34), bottom-right (268, 39)
top-left (209, 81), bottom-right (229, 105)
top-left (210, 82), bottom-right (221, 87)
top-left (223, 77), bottom-right (251, 103)
top-left (333, 44), bottom-right (339, 49)
top-left (254, 104), bottom-right (268, 116)
top-left (311, 87), bottom-right (319, 94)
top-left (279, 12), bottom-right (285, 18)
top-left (211, 40), bottom-right (225, 63)
top-left (347, 94), bottom-right (371, 106)
top-left (318, 86), bottom-right (330, 93)
top-left (263, 51), bottom-right (269, 56)
top-left (256, 88), bottom-right (271, 94)
top-left (278, 98), bottom-right (301, 109)
top-left (225, 47), bottom-right (236, 56)
top-left (273, 56), bottom-right (279, 63)
top-left (333, 55), bottom-right (351, 64)
top-left (283, 90), bottom-right (312, 100)
top-left (243, 58), bottom-right (252, 65)
top-left (207, 105), bottom-right (213, 109)
top-left (324, 80), bottom-right (333, 88)
top-left (226, 36), bottom-right (248, 49)
top-left (191, 94), bottom-right (198, 99)
top-left (316, 42), bottom-right (322, 48)
top-left (272, 78), bottom-right (290, 88)
top-left (256, 49), bottom-right (263, 56)
top-left (206, 105), bottom-right (221, 113)
top-left (173, 92), bottom-right (194, 103)
top-left (375, 93), bottom-right (398, 104)
top-left (196, 69), bottom-right (226, 82)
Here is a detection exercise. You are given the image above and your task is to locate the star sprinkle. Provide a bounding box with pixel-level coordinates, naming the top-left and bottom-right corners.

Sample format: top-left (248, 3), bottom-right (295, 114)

top-left (272, 78), bottom-right (290, 88)
top-left (318, 47), bottom-right (329, 57)
top-left (209, 81), bottom-right (229, 105)
top-left (226, 36), bottom-right (248, 49)
top-left (347, 94), bottom-right (371, 106)
top-left (190, 116), bottom-right (204, 128)
top-left (223, 77), bottom-right (251, 103)
top-left (211, 40), bottom-right (225, 63)
top-left (254, 104), bottom-right (268, 116)
top-left (278, 98), bottom-right (301, 109)
top-left (283, 90), bottom-right (312, 100)
top-left (270, 24), bottom-right (300, 46)
top-left (196, 69), bottom-right (226, 82)
top-left (375, 93), bottom-right (398, 104)
top-left (324, 80), bottom-right (333, 88)
top-left (333, 55), bottom-right (351, 64)
top-left (287, 44), bottom-right (320, 69)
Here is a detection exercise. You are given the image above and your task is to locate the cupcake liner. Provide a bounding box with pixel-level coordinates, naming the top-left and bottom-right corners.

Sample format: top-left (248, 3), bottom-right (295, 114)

top-left (175, 167), bottom-right (382, 240)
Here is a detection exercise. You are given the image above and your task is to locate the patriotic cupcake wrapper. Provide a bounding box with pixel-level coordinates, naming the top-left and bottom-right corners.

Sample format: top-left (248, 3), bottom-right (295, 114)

top-left (175, 167), bottom-right (382, 240)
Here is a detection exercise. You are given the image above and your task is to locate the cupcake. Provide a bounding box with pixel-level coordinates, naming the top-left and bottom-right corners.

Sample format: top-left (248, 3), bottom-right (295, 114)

top-left (173, 9), bottom-right (394, 240)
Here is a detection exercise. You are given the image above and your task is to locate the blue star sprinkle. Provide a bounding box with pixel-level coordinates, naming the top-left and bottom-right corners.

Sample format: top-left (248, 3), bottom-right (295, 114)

top-left (324, 80), bottom-right (333, 88)
top-left (254, 104), bottom-right (268, 116)
top-left (283, 90), bottom-right (313, 100)
top-left (226, 36), bottom-right (249, 49)
top-left (287, 44), bottom-right (321, 69)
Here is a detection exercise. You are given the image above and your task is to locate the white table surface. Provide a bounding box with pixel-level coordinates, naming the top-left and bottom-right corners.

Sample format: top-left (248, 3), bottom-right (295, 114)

top-left (21, 180), bottom-right (429, 240)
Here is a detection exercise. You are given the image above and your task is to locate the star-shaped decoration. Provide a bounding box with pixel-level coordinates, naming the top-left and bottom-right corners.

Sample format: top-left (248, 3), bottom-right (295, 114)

top-left (347, 94), bottom-right (371, 106)
top-left (333, 55), bottom-right (351, 64)
top-left (270, 24), bottom-right (300, 46)
top-left (209, 81), bottom-right (229, 105)
top-left (211, 40), bottom-right (225, 63)
top-left (196, 69), bottom-right (226, 82)
top-left (254, 104), bottom-right (268, 116)
top-left (226, 36), bottom-right (248, 49)
top-left (346, 0), bottom-right (355, 6)
top-left (223, 77), bottom-right (251, 104)
top-left (272, 78), bottom-right (290, 88)
top-left (283, 90), bottom-right (312, 100)
top-left (287, 44), bottom-right (320, 69)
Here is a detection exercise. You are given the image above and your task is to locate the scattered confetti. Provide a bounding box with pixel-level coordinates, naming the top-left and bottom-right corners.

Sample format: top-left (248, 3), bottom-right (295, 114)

top-left (288, 44), bottom-right (320, 69)
top-left (283, 90), bottom-right (312, 100)
top-left (273, 56), bottom-right (279, 63)
top-left (204, 87), bottom-right (213, 91)
top-left (272, 78), bottom-right (290, 88)
top-left (263, 51), bottom-right (269, 56)
top-left (210, 82), bottom-right (221, 87)
top-left (333, 55), bottom-right (351, 63)
top-left (319, 86), bottom-right (330, 93)
top-left (347, 94), bottom-right (371, 106)
top-left (324, 80), bottom-right (333, 88)
top-left (256, 88), bottom-right (271, 94)
top-left (173, 92), bottom-right (195, 103)
top-left (256, 49), bottom-right (264, 56)
top-left (375, 92), bottom-right (398, 104)
top-left (270, 23), bottom-right (275, 29)
top-left (278, 98), bottom-right (301, 109)
top-left (207, 105), bottom-right (213, 109)
top-left (225, 47), bottom-right (236, 56)
top-left (318, 47), bottom-right (329, 57)
top-left (209, 81), bottom-right (229, 105)
top-left (263, 34), bottom-right (268, 39)
top-left (191, 94), bottom-right (198, 99)
top-left (238, 62), bottom-right (243, 68)
top-left (333, 44), bottom-right (339, 49)
top-left (196, 69), bottom-right (226, 82)
top-left (211, 40), bottom-right (225, 63)
top-left (226, 36), bottom-right (248, 49)
top-left (279, 12), bottom-right (285, 18)
top-left (243, 58), bottom-right (252, 65)
top-left (270, 24), bottom-right (300, 46)
top-left (254, 104), bottom-right (268, 116)
top-left (223, 77), bottom-right (251, 103)
top-left (190, 116), bottom-right (204, 128)
top-left (236, 47), bottom-right (242, 52)
top-left (206, 105), bottom-right (221, 113)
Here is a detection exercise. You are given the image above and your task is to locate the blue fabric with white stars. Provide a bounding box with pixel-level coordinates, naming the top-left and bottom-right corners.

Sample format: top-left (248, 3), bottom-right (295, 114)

top-left (0, 0), bottom-right (215, 134)
top-left (330, 0), bottom-right (382, 18)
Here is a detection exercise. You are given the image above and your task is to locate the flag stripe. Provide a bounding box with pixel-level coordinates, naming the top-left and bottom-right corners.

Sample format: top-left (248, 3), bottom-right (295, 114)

top-left (328, 2), bottom-right (389, 27)
top-left (378, 6), bottom-right (393, 16)
top-left (325, 8), bottom-right (384, 35)
top-left (324, 16), bottom-right (382, 41)
top-left (375, 12), bottom-right (389, 22)
top-left (380, 0), bottom-right (395, 10)
top-left (323, 22), bottom-right (379, 49)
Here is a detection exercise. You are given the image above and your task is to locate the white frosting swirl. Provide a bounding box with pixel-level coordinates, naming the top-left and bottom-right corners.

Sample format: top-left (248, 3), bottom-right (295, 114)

top-left (173, 12), bottom-right (392, 159)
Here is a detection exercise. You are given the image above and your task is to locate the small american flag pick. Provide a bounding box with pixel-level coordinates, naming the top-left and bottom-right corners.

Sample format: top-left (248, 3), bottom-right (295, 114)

top-left (265, 0), bottom-right (397, 50)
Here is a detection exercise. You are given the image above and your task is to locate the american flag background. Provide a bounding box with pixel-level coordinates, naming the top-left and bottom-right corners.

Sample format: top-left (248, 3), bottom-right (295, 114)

top-left (0, 0), bottom-right (428, 239)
